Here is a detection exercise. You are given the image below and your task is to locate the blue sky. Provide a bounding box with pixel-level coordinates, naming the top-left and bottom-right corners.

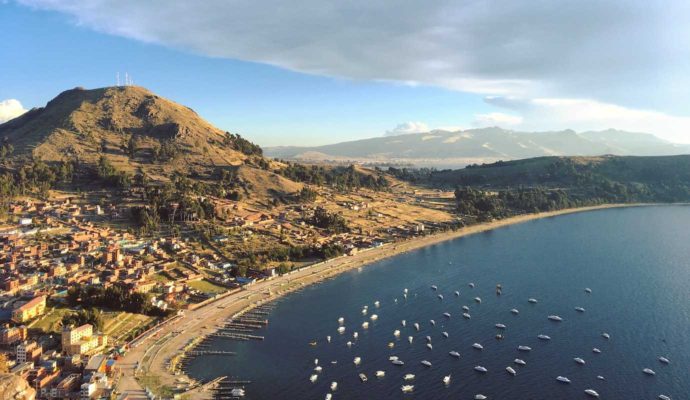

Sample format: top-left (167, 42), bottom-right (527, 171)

top-left (2, 1), bottom-right (690, 145)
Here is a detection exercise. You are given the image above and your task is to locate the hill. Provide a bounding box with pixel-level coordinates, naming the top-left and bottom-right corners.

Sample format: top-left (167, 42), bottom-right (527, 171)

top-left (266, 128), bottom-right (690, 168)
top-left (0, 86), bottom-right (263, 180)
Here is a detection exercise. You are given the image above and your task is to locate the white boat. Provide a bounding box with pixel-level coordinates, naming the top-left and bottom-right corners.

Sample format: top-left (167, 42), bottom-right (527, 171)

top-left (353, 357), bottom-right (361, 365)
top-left (325, 394), bottom-right (332, 400)
top-left (495, 323), bottom-right (506, 329)
top-left (425, 335), bottom-right (432, 342)
top-left (584, 389), bottom-right (599, 397)
top-left (403, 374), bottom-right (415, 381)
top-left (403, 288), bottom-right (408, 294)
top-left (408, 336), bottom-right (413, 344)
top-left (443, 375), bottom-right (451, 385)
top-left (528, 298), bottom-right (538, 304)
top-left (393, 330), bottom-right (400, 337)
top-left (421, 360), bottom-right (432, 367)
top-left (538, 334), bottom-right (551, 340)
top-left (506, 366), bottom-right (516, 376)
top-left (548, 315), bottom-right (563, 322)
top-left (376, 370), bottom-right (385, 378)
top-left (401, 320), bottom-right (406, 327)
top-left (430, 319), bottom-right (436, 326)
top-left (374, 301), bottom-right (380, 307)
top-left (359, 373), bottom-right (367, 382)
top-left (353, 331), bottom-right (358, 339)
top-left (388, 342), bottom-right (395, 348)
top-left (431, 285), bottom-right (438, 290)
top-left (510, 308), bottom-right (519, 314)
top-left (330, 382), bottom-right (338, 391)
top-left (392, 360), bottom-right (404, 366)
top-left (593, 348), bottom-right (601, 354)
top-left (401, 385), bottom-right (414, 393)
top-left (514, 359), bottom-right (526, 366)
top-left (449, 351), bottom-right (460, 358)
top-left (442, 331), bottom-right (449, 338)
top-left (462, 305), bottom-right (470, 312)
top-left (463, 312), bottom-right (471, 319)
top-left (443, 312), bottom-right (451, 318)
top-left (362, 308), bottom-right (367, 315)
top-left (474, 297), bottom-right (482, 303)
top-left (314, 358), bottom-right (319, 365)
top-left (370, 314), bottom-right (378, 321)
top-left (326, 336), bottom-right (331, 343)
top-left (474, 365), bottom-right (488, 373)
top-left (438, 294), bottom-right (444, 300)
top-left (585, 288), bottom-right (592, 293)
top-left (468, 283), bottom-right (475, 288)
top-left (414, 323), bottom-right (420, 331)
top-left (338, 317), bottom-right (345, 324)
top-left (314, 366), bottom-right (322, 372)
top-left (454, 291), bottom-right (460, 296)
top-left (658, 395), bottom-right (671, 400)
top-left (659, 356), bottom-right (670, 364)
top-left (597, 375), bottom-right (605, 380)
top-left (310, 374), bottom-right (318, 383)
top-left (601, 332), bottom-right (610, 339)
top-left (575, 307), bottom-right (585, 312)
top-left (472, 343), bottom-right (483, 350)
top-left (556, 376), bottom-right (571, 383)
top-left (362, 321), bottom-right (369, 329)
top-left (574, 357), bottom-right (585, 365)
top-left (231, 388), bottom-right (245, 397)
top-left (389, 356), bottom-right (398, 361)
top-left (518, 345), bottom-right (532, 351)
top-left (426, 343), bottom-right (433, 350)
top-left (643, 368), bottom-right (656, 375)
top-left (337, 326), bottom-right (346, 334)
top-left (474, 395), bottom-right (487, 400)
top-left (346, 341), bottom-right (352, 347)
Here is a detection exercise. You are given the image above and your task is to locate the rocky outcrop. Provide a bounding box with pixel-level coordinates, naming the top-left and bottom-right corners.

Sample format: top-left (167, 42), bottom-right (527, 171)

top-left (0, 374), bottom-right (36, 400)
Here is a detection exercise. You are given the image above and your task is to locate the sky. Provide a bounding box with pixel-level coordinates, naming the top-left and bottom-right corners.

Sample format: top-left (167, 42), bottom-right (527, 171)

top-left (1, 0), bottom-right (689, 146)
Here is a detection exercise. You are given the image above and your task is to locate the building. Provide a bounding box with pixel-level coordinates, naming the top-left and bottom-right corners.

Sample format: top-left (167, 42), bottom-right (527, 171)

top-left (16, 340), bottom-right (42, 363)
top-left (11, 296), bottom-right (46, 323)
top-left (62, 324), bottom-right (108, 356)
top-left (0, 325), bottom-right (27, 345)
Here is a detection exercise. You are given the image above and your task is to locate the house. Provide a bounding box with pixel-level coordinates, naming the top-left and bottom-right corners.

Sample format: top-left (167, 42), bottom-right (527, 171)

top-left (16, 340), bottom-right (42, 363)
top-left (61, 324), bottom-right (108, 356)
top-left (11, 296), bottom-right (46, 323)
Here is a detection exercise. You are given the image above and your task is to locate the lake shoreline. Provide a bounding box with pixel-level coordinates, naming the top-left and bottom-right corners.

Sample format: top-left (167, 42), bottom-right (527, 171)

top-left (116, 202), bottom-right (665, 398)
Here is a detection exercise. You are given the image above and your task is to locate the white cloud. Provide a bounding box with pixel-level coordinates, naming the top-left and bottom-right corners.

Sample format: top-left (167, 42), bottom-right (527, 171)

top-left (485, 96), bottom-right (690, 143)
top-left (0, 99), bottom-right (27, 123)
top-left (473, 112), bottom-right (523, 128)
top-left (385, 122), bottom-right (429, 136)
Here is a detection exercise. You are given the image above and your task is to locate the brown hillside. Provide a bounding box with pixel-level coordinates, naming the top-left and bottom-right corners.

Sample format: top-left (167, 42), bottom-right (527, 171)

top-left (0, 86), bottom-right (249, 177)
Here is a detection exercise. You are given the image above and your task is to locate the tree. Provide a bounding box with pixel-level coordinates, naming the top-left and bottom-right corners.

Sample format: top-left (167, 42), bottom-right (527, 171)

top-left (0, 353), bottom-right (8, 373)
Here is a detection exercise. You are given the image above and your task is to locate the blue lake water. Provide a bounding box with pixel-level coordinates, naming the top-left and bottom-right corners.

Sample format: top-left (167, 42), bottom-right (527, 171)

top-left (187, 206), bottom-right (690, 399)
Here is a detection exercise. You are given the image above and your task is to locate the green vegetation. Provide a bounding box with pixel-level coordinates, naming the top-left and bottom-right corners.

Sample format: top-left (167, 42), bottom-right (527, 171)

top-left (66, 285), bottom-right (167, 316)
top-left (223, 132), bottom-right (263, 156)
top-left (310, 207), bottom-right (349, 233)
top-left (96, 155), bottom-right (132, 188)
top-left (278, 163), bottom-right (389, 191)
top-left (61, 308), bottom-right (105, 331)
top-left (187, 279), bottom-right (227, 294)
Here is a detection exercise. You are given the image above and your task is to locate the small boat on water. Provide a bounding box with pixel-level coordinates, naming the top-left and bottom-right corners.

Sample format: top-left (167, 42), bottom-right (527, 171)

top-left (495, 334), bottom-right (504, 340)
top-left (431, 285), bottom-right (438, 290)
top-left (601, 332), bottom-right (610, 339)
top-left (338, 317), bottom-right (345, 324)
top-left (449, 351), bottom-right (460, 358)
top-left (597, 375), bottom-right (605, 380)
top-left (374, 301), bottom-right (380, 307)
top-left (359, 373), bottom-right (368, 382)
top-left (346, 341), bottom-right (352, 347)
top-left (370, 314), bottom-right (378, 321)
top-left (537, 334), bottom-right (551, 340)
top-left (474, 365), bottom-right (488, 373)
top-left (495, 323), bottom-right (506, 329)
top-left (438, 294), bottom-right (444, 300)
top-left (388, 342), bottom-right (395, 348)
top-left (401, 385), bottom-right (414, 393)
top-left (314, 359), bottom-right (319, 365)
top-left (643, 368), bottom-right (656, 375)
top-left (326, 336), bottom-right (331, 343)
top-left (362, 321), bottom-right (369, 329)
top-left (659, 356), bottom-right (670, 364)
top-left (442, 331), bottom-right (449, 338)
top-left (575, 307), bottom-right (586, 312)
top-left (593, 348), bottom-right (601, 354)
top-left (401, 320), bottom-right (406, 327)
top-left (506, 366), bottom-right (516, 376)
top-left (404, 288), bottom-right (408, 294)
top-left (389, 356), bottom-right (398, 361)
top-left (376, 370), bottom-right (385, 378)
top-left (353, 357), bottom-right (361, 365)
top-left (403, 374), bottom-right (415, 381)
top-left (548, 315), bottom-right (563, 322)
top-left (585, 288), bottom-right (593, 293)
top-left (574, 357), bottom-right (586, 365)
top-left (462, 305), bottom-right (470, 312)
top-left (510, 308), bottom-right (519, 315)
top-left (314, 366), bottom-right (322, 372)
top-left (414, 323), bottom-right (420, 331)
top-left (310, 374), bottom-right (318, 383)
top-left (337, 326), bottom-right (346, 334)
top-left (330, 382), bottom-right (338, 391)
top-left (474, 395), bottom-right (487, 400)
top-left (584, 389), bottom-right (599, 397)
top-left (443, 312), bottom-right (451, 318)
top-left (426, 343), bottom-right (433, 350)
top-left (454, 291), bottom-right (460, 296)
top-left (469, 283), bottom-right (475, 288)
top-left (518, 345), bottom-right (532, 352)
top-left (421, 360), bottom-right (432, 367)
top-left (353, 332), bottom-right (358, 339)
top-left (472, 343), bottom-right (484, 350)
top-left (362, 308), bottom-right (367, 315)
top-left (474, 297), bottom-right (482, 303)
top-left (430, 319), bottom-right (436, 326)
top-left (556, 376), bottom-right (571, 384)
top-left (463, 313), bottom-right (471, 319)
top-left (392, 360), bottom-right (405, 366)
top-left (393, 330), bottom-right (400, 337)
top-left (443, 375), bottom-right (451, 385)
top-left (425, 335), bottom-right (432, 342)
top-left (658, 395), bottom-right (671, 400)
top-left (408, 336), bottom-right (413, 344)
top-left (325, 393), bottom-right (331, 400)
top-left (514, 359), bottom-right (526, 366)
top-left (528, 298), bottom-right (538, 304)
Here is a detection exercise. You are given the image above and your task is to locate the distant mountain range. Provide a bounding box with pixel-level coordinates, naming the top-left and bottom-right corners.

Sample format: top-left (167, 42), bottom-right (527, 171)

top-left (266, 128), bottom-right (690, 168)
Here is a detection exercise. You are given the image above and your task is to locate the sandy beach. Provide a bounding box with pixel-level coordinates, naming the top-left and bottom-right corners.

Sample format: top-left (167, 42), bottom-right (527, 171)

top-left (114, 203), bottom-right (650, 399)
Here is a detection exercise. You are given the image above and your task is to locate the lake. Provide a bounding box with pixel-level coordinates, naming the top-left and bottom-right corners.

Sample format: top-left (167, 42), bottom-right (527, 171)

top-left (187, 205), bottom-right (690, 399)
